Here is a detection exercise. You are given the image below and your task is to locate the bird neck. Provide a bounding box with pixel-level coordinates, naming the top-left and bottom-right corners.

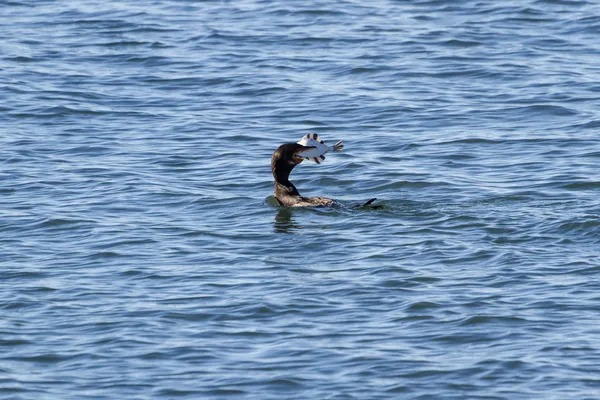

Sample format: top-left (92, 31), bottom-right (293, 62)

top-left (272, 160), bottom-right (300, 196)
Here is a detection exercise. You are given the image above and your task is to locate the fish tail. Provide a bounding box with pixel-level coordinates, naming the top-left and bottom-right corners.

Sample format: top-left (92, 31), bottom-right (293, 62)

top-left (332, 140), bottom-right (344, 152)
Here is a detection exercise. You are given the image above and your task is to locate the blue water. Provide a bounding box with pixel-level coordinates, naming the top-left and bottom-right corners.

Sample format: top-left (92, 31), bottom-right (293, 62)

top-left (2, 0), bottom-right (600, 398)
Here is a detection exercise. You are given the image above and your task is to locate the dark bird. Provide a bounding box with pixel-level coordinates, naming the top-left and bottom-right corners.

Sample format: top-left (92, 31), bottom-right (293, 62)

top-left (271, 135), bottom-right (378, 208)
top-left (271, 142), bottom-right (336, 207)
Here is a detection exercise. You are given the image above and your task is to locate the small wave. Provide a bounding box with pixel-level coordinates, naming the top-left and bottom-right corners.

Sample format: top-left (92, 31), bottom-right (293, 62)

top-left (560, 181), bottom-right (600, 190)
top-left (12, 106), bottom-right (110, 118)
top-left (442, 39), bottom-right (481, 47)
top-left (573, 119), bottom-right (600, 129)
top-left (459, 315), bottom-right (528, 326)
top-left (98, 40), bottom-right (151, 47)
top-left (504, 104), bottom-right (579, 117)
top-left (39, 217), bottom-right (94, 228)
top-left (266, 8), bottom-right (351, 17)
top-left (556, 219), bottom-right (600, 233)
top-left (406, 301), bottom-right (442, 311)
top-left (534, 0), bottom-right (591, 5)
top-left (6, 56), bottom-right (39, 63)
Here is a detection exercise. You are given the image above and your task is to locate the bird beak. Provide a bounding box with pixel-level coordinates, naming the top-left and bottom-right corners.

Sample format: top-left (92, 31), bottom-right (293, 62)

top-left (293, 152), bottom-right (304, 163)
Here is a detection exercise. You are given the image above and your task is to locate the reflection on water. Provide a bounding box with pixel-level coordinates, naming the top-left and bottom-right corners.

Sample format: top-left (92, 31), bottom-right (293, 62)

top-left (274, 208), bottom-right (303, 233)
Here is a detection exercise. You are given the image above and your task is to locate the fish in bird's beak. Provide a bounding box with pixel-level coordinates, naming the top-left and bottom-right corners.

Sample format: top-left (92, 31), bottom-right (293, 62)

top-left (291, 144), bottom-right (316, 164)
top-left (296, 133), bottom-right (344, 164)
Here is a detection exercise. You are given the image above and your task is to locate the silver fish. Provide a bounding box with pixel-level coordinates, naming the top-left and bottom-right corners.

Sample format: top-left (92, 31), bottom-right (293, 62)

top-left (296, 133), bottom-right (343, 164)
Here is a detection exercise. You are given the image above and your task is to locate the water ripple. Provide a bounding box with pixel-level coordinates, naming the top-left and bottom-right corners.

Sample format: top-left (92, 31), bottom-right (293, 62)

top-left (3, 0), bottom-right (600, 399)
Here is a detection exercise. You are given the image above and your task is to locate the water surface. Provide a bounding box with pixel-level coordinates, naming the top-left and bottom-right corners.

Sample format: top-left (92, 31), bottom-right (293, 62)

top-left (2, 0), bottom-right (600, 398)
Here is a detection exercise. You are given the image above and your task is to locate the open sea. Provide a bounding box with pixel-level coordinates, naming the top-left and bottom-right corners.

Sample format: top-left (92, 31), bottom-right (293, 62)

top-left (2, 0), bottom-right (600, 398)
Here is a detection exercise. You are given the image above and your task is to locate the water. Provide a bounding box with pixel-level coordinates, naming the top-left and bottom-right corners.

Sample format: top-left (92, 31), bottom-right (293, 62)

top-left (2, 0), bottom-right (600, 398)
